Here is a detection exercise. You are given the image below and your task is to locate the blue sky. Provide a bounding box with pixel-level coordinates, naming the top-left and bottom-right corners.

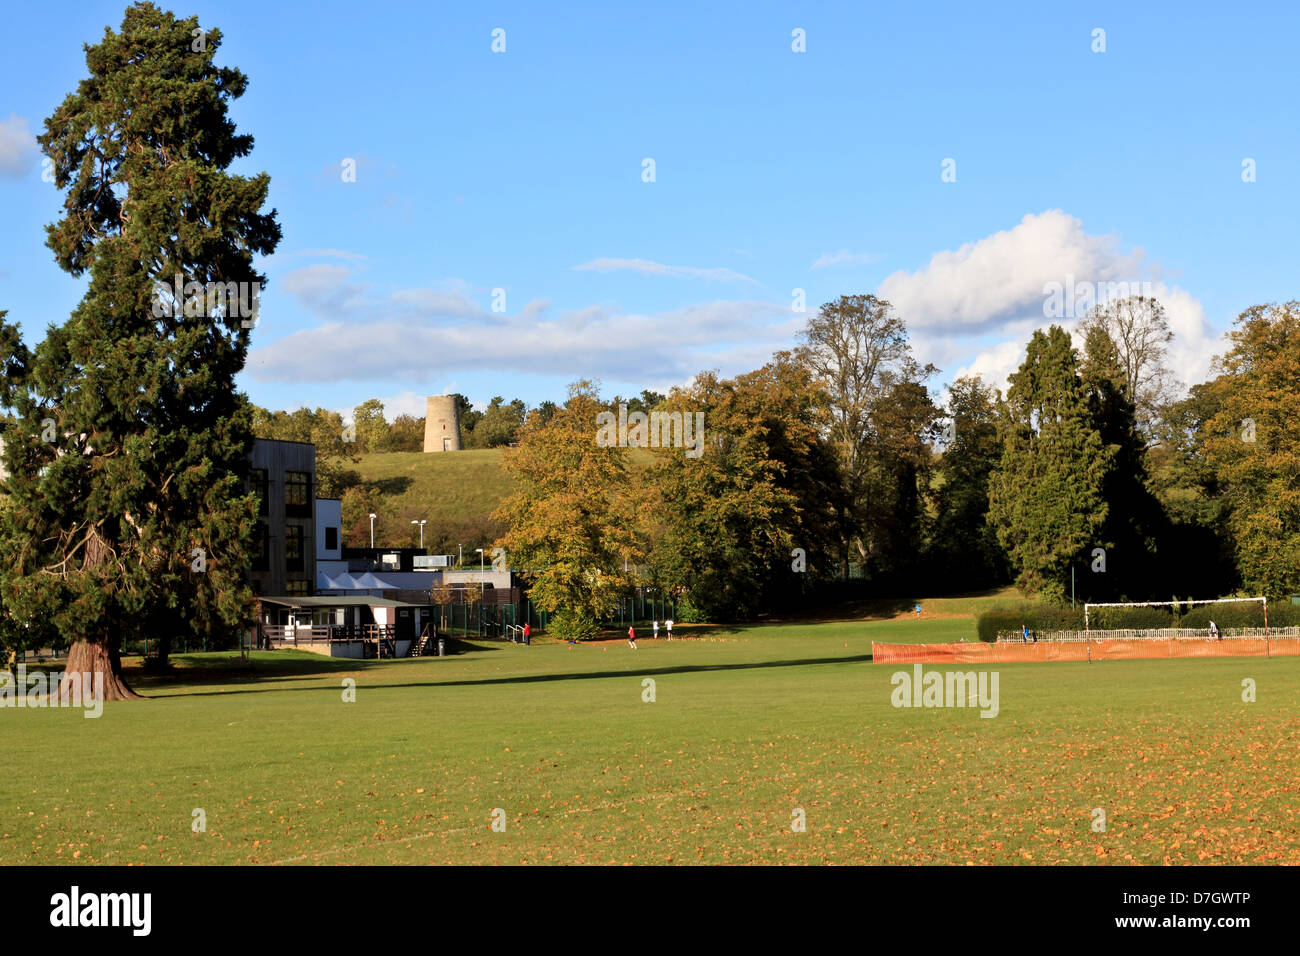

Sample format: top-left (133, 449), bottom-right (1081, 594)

top-left (2, 0), bottom-right (1297, 420)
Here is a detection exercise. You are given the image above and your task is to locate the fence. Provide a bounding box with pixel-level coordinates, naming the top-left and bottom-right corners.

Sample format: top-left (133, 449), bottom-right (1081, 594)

top-left (875, 635), bottom-right (1300, 665)
top-left (996, 626), bottom-right (1300, 643)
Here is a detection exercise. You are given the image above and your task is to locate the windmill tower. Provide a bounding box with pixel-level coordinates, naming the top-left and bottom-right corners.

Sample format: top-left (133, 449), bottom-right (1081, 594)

top-left (423, 395), bottom-right (462, 452)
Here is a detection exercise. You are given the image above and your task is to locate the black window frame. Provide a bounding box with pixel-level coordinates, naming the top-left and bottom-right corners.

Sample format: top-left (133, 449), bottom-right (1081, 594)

top-left (285, 525), bottom-right (305, 572)
top-left (251, 522), bottom-right (269, 572)
top-left (251, 468), bottom-right (269, 517)
top-left (284, 471), bottom-right (312, 517)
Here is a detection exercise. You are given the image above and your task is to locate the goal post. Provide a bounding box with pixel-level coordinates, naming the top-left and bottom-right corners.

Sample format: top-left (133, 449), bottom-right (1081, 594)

top-left (1084, 596), bottom-right (1268, 636)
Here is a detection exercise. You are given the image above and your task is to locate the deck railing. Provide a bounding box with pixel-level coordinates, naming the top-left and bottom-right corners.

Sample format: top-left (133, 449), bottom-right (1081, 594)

top-left (263, 624), bottom-right (398, 645)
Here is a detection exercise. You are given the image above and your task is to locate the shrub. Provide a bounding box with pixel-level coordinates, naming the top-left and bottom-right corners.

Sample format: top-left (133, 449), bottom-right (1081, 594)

top-left (550, 608), bottom-right (602, 643)
top-left (1177, 601), bottom-right (1298, 629)
top-left (674, 596), bottom-right (708, 624)
top-left (975, 603), bottom-right (1084, 642)
top-left (1089, 605), bottom-right (1175, 630)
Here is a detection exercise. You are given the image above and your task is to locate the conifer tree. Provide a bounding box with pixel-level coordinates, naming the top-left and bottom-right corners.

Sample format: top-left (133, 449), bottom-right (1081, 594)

top-left (1080, 324), bottom-right (1165, 598)
top-left (988, 326), bottom-right (1111, 599)
top-left (0, 3), bottom-right (280, 697)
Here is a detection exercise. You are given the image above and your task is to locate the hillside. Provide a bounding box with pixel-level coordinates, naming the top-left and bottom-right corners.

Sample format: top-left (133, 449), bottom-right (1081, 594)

top-left (341, 447), bottom-right (660, 553)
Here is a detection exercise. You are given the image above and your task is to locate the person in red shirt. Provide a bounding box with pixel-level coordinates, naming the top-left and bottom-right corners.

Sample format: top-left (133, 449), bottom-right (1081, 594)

top-left (627, 625), bottom-right (637, 649)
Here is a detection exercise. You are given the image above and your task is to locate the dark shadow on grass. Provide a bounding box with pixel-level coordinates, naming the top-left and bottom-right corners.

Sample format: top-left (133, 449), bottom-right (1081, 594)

top-left (165, 651), bottom-right (877, 698)
top-left (117, 640), bottom-right (493, 691)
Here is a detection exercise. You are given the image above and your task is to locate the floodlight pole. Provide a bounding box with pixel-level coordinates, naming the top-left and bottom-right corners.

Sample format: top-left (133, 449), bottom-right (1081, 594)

top-left (476, 548), bottom-right (485, 636)
top-left (369, 513), bottom-right (377, 549)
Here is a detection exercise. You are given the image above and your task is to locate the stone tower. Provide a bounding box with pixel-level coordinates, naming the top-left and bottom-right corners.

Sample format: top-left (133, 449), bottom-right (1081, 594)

top-left (423, 395), bottom-right (462, 452)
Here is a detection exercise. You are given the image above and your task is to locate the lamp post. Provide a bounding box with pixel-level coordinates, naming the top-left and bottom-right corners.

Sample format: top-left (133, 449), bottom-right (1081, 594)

top-left (411, 519), bottom-right (426, 549)
top-left (369, 513), bottom-right (376, 549)
top-left (475, 548), bottom-right (485, 636)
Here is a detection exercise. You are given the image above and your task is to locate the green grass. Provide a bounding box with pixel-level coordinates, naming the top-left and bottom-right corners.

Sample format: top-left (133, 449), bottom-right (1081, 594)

top-left (5, 610), bottom-right (1298, 865)
top-left (347, 449), bottom-right (516, 532)
top-left (346, 447), bottom-right (660, 547)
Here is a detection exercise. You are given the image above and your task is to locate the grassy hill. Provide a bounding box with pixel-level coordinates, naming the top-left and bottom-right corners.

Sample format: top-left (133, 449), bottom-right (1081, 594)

top-left (342, 447), bottom-right (656, 553)
top-left (349, 449), bottom-right (515, 524)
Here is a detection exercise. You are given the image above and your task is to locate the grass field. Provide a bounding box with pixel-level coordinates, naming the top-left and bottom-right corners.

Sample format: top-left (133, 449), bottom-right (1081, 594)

top-left (5, 607), bottom-right (1299, 865)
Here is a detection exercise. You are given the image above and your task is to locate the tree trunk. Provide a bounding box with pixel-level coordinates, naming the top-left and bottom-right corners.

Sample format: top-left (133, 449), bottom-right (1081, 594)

top-left (59, 640), bottom-right (143, 702)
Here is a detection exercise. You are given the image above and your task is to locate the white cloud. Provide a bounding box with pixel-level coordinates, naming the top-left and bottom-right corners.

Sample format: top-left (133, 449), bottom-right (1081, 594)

top-left (1148, 283), bottom-right (1225, 389)
top-left (573, 257), bottom-right (756, 283)
top-left (945, 337), bottom-right (1035, 395)
top-left (876, 211), bottom-right (1225, 395)
top-left (279, 264), bottom-right (372, 317)
top-left (370, 390), bottom-right (431, 420)
top-left (878, 210), bottom-right (1146, 334)
top-left (247, 298), bottom-right (798, 385)
top-left (810, 249), bottom-right (881, 270)
top-left (0, 113), bottom-right (37, 178)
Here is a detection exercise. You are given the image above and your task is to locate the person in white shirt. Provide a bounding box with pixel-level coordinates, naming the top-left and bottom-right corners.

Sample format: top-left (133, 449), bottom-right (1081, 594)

top-left (666, 618), bottom-right (674, 640)
top-left (652, 619), bottom-right (660, 638)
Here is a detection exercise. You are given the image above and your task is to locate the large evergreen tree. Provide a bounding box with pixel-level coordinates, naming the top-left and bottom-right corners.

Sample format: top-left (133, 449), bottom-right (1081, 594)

top-left (988, 326), bottom-right (1111, 600)
top-left (0, 3), bottom-right (280, 698)
top-left (926, 376), bottom-right (1007, 590)
top-left (1080, 324), bottom-right (1165, 598)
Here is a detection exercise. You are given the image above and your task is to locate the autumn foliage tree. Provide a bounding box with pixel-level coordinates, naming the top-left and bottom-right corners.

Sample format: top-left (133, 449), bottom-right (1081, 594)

top-left (494, 382), bottom-right (637, 639)
top-left (642, 358), bottom-right (842, 621)
top-left (1198, 302), bottom-right (1300, 598)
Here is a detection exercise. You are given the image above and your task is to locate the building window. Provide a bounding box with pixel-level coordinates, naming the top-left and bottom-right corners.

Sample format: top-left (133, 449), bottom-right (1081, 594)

top-left (285, 580), bottom-right (310, 596)
top-left (285, 471), bottom-right (312, 517)
top-left (325, 527), bottom-right (338, 551)
top-left (252, 522), bottom-right (269, 571)
top-left (251, 468), bottom-right (268, 516)
top-left (285, 525), bottom-right (305, 572)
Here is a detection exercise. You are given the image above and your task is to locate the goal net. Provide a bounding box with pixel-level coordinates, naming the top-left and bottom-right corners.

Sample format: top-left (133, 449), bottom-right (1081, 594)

top-left (1084, 596), bottom-right (1270, 638)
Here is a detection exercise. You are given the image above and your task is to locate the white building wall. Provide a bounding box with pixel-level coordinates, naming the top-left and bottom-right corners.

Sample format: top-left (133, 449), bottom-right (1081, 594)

top-left (316, 498), bottom-right (343, 561)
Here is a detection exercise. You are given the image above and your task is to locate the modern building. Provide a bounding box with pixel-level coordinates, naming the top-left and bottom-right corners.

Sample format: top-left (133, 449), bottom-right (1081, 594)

top-left (256, 594), bottom-right (435, 659)
top-left (248, 438), bottom-right (317, 597)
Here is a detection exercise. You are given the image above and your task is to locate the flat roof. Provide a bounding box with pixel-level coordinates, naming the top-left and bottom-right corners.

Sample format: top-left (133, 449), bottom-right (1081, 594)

top-left (251, 437), bottom-right (316, 447)
top-left (257, 595), bottom-right (425, 609)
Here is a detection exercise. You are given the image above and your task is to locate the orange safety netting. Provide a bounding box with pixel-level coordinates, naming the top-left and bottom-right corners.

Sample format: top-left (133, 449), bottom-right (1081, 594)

top-left (872, 637), bottom-right (1300, 665)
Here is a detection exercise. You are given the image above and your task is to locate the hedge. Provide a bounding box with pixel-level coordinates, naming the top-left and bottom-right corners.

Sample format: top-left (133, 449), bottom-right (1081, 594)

top-left (977, 600), bottom-right (1300, 641)
top-left (976, 604), bottom-right (1085, 642)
